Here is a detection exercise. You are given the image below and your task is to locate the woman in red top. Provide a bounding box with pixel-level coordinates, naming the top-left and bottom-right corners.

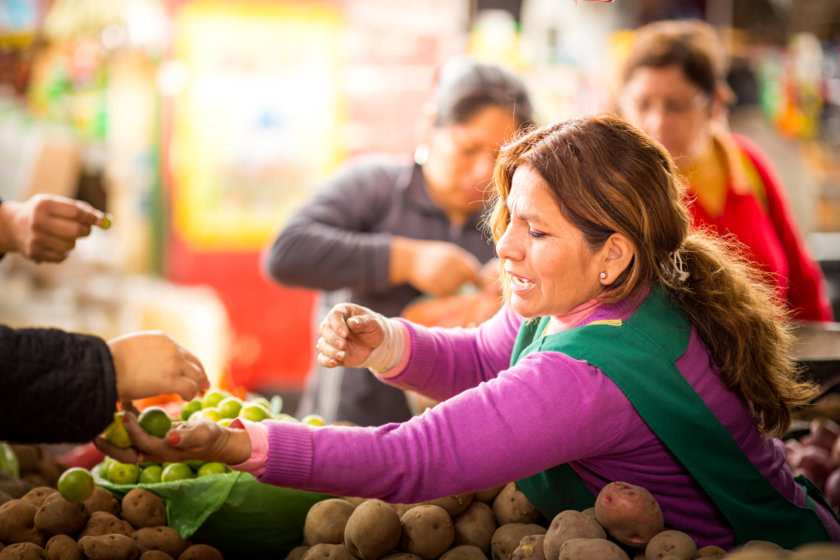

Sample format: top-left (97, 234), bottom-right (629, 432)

top-left (618, 19), bottom-right (833, 322)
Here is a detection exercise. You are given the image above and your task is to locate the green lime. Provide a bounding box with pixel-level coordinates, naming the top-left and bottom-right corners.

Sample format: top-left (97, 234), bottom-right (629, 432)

top-left (108, 461), bottom-right (140, 485)
top-left (269, 395), bottom-right (284, 415)
top-left (180, 398), bottom-right (202, 420)
top-left (184, 460), bottom-right (204, 471)
top-left (301, 414), bottom-right (326, 426)
top-left (195, 408), bottom-right (222, 423)
top-left (201, 389), bottom-right (228, 409)
top-left (239, 403), bottom-right (270, 422)
top-left (217, 397), bottom-right (243, 419)
top-left (251, 397), bottom-right (272, 411)
top-left (103, 412), bottom-right (132, 449)
top-left (138, 407), bottom-right (172, 438)
top-left (197, 462), bottom-right (229, 477)
top-left (161, 462), bottom-right (194, 482)
top-left (57, 467), bottom-right (95, 503)
top-left (138, 464), bottom-right (163, 484)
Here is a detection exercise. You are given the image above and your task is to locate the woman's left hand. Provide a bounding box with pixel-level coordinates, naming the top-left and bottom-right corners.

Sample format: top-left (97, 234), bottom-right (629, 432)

top-left (93, 412), bottom-right (251, 466)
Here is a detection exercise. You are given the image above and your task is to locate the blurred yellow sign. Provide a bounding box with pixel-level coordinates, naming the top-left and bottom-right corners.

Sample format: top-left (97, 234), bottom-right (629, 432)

top-left (170, 1), bottom-right (345, 251)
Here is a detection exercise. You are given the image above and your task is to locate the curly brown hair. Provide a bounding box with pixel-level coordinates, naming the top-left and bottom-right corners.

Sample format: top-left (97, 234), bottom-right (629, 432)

top-left (486, 114), bottom-right (817, 437)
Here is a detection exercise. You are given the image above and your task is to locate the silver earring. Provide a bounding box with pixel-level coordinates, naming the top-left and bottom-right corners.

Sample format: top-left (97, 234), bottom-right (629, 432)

top-left (600, 271), bottom-right (607, 280)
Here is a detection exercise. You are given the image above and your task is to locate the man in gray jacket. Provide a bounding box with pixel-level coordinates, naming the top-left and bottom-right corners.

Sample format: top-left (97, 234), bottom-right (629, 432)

top-left (264, 57), bottom-right (534, 425)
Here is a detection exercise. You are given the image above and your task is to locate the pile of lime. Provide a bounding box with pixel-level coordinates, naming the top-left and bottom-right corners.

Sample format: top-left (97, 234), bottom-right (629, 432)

top-left (97, 390), bottom-right (327, 486)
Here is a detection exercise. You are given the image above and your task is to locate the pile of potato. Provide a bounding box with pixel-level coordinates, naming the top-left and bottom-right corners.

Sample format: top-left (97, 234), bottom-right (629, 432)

top-left (785, 415), bottom-right (840, 513)
top-left (0, 482), bottom-right (224, 560)
top-left (286, 480), bottom-right (840, 560)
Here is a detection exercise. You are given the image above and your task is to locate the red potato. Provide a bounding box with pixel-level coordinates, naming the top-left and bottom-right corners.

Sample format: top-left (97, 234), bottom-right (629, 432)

top-left (802, 418), bottom-right (840, 453)
top-left (823, 468), bottom-right (840, 510)
top-left (594, 482), bottom-right (663, 548)
top-left (791, 445), bottom-right (836, 489)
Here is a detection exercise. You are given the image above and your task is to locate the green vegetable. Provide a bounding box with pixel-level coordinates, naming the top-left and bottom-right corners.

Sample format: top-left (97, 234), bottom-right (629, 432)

top-left (0, 442), bottom-right (20, 478)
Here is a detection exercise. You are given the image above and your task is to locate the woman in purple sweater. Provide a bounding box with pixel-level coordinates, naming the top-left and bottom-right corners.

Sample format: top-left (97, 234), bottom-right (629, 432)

top-left (100, 115), bottom-right (840, 549)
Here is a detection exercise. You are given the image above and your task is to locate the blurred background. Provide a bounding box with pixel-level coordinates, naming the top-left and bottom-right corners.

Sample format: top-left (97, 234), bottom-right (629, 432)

top-left (1, 0), bottom-right (839, 409)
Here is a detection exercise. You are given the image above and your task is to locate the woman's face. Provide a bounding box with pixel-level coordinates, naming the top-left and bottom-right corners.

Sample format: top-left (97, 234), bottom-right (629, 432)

top-left (620, 64), bottom-right (713, 169)
top-left (495, 166), bottom-right (606, 319)
top-left (423, 106), bottom-right (518, 225)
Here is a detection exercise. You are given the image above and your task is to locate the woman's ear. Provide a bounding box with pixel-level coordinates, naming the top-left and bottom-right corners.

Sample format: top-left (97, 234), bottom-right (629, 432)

top-left (600, 233), bottom-right (635, 285)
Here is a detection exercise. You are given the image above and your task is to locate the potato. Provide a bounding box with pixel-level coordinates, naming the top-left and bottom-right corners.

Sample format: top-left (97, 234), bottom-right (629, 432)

top-left (380, 553), bottom-right (422, 560)
top-left (20, 488), bottom-right (56, 509)
top-left (83, 486), bottom-right (120, 516)
top-left (723, 550), bottom-right (787, 560)
top-left (0, 479), bottom-right (34, 500)
top-left (490, 523), bottom-right (547, 560)
top-left (177, 543), bottom-right (224, 560)
top-left (34, 493), bottom-right (88, 537)
top-left (381, 552), bottom-right (420, 560)
top-left (0, 499), bottom-right (45, 546)
top-left (284, 545), bottom-right (310, 560)
top-left (493, 483), bottom-right (542, 525)
top-left (78, 534), bottom-right (140, 560)
top-left (474, 485), bottom-right (505, 504)
top-left (303, 498), bottom-right (355, 545)
top-left (138, 552), bottom-right (173, 560)
top-left (511, 534), bottom-right (546, 560)
top-left (558, 537), bottom-right (630, 560)
top-left (453, 501), bottom-right (496, 553)
top-left (791, 543), bottom-right (840, 559)
top-left (132, 526), bottom-right (187, 558)
top-left (594, 482), bottom-right (663, 548)
top-left (121, 489), bottom-right (166, 529)
top-left (343, 499), bottom-right (401, 560)
top-left (420, 494), bottom-right (474, 517)
top-left (0, 489), bottom-right (14, 507)
top-left (399, 504), bottom-right (454, 560)
top-left (543, 510), bottom-right (606, 560)
top-left (643, 530), bottom-right (695, 560)
top-left (0, 542), bottom-right (48, 560)
top-left (695, 545), bottom-right (727, 558)
top-left (300, 543), bottom-right (356, 560)
top-left (44, 534), bottom-right (82, 560)
top-left (79, 511), bottom-right (131, 538)
top-left (439, 545), bottom-right (488, 560)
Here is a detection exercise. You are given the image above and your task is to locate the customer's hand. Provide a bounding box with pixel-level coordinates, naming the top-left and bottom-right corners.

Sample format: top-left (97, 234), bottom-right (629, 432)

top-left (0, 194), bottom-right (108, 263)
top-left (108, 331), bottom-right (210, 403)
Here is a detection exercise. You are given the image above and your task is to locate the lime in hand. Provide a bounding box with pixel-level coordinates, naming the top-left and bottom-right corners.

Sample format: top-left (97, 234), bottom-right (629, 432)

top-left (103, 412), bottom-right (132, 449)
top-left (137, 406), bottom-right (172, 438)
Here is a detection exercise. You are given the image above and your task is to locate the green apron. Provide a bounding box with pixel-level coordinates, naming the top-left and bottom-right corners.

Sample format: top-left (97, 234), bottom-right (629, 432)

top-left (511, 286), bottom-right (836, 547)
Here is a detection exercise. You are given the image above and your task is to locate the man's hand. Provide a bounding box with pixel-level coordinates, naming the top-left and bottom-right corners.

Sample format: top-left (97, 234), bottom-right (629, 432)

top-left (391, 237), bottom-right (481, 296)
top-left (0, 194), bottom-right (108, 263)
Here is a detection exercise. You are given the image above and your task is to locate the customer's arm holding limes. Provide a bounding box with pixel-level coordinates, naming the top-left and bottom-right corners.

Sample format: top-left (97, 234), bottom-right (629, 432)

top-left (0, 193), bottom-right (111, 263)
top-left (0, 325), bottom-right (209, 444)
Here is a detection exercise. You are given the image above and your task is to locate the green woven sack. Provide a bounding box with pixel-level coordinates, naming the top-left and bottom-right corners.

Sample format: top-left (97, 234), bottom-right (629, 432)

top-left (93, 463), bottom-right (332, 558)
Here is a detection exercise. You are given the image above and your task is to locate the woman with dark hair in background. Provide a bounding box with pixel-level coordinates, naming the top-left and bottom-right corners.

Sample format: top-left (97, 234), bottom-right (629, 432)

top-left (617, 19), bottom-right (833, 322)
top-left (262, 56), bottom-right (534, 426)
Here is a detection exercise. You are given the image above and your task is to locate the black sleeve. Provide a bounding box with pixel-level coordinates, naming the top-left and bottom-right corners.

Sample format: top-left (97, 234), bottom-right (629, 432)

top-left (263, 160), bottom-right (397, 293)
top-left (0, 325), bottom-right (117, 443)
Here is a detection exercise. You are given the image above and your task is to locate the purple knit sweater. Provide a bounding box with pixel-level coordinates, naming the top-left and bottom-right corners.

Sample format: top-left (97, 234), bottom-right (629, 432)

top-left (255, 288), bottom-right (840, 548)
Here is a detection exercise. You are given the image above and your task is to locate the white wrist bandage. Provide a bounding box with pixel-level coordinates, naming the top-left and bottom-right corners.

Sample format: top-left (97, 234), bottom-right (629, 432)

top-left (359, 316), bottom-right (405, 373)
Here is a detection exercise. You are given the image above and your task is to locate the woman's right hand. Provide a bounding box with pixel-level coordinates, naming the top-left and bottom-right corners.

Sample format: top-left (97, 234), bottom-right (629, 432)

top-left (316, 303), bottom-right (386, 369)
